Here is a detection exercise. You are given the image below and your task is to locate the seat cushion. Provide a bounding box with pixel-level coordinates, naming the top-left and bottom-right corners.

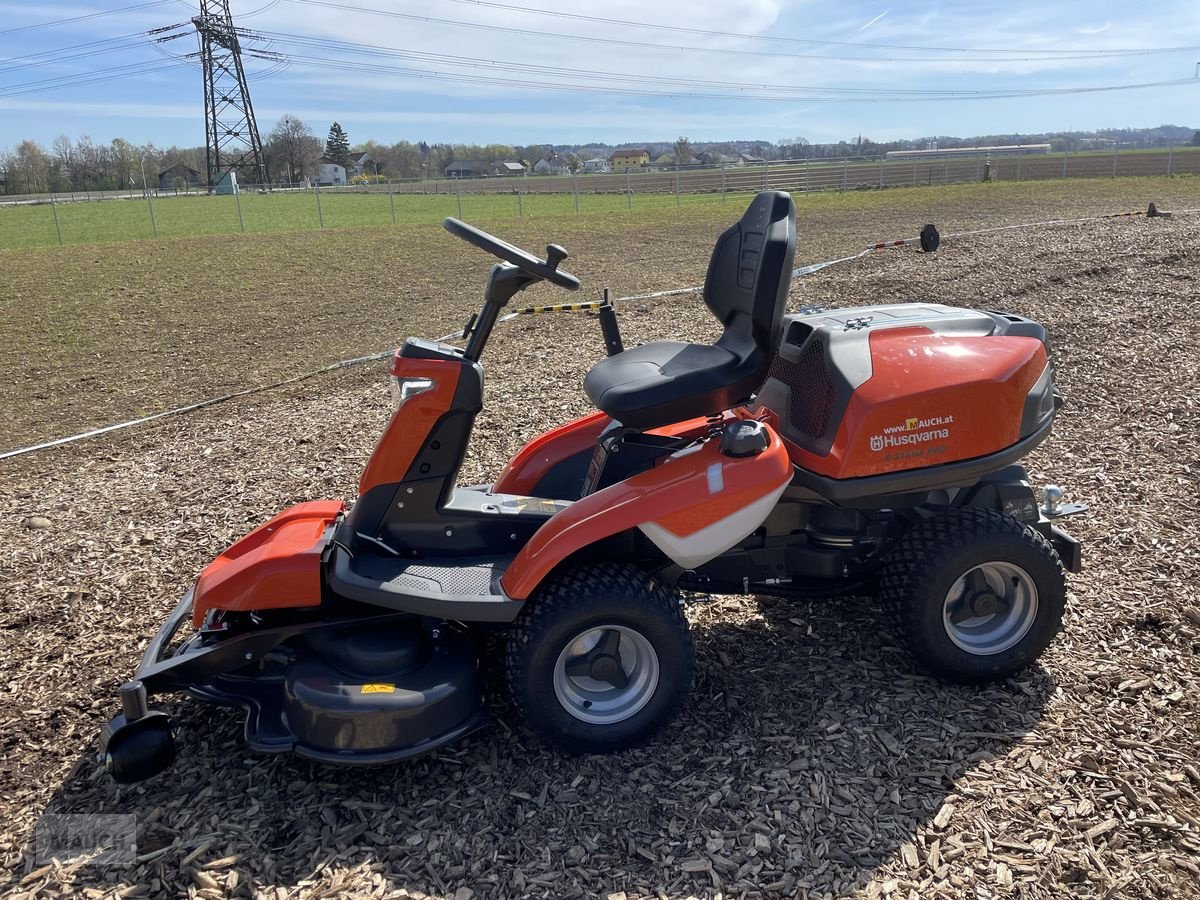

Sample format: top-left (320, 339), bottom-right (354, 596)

top-left (584, 340), bottom-right (762, 429)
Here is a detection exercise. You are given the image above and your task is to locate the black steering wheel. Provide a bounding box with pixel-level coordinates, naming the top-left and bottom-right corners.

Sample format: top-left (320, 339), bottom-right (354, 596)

top-left (443, 217), bottom-right (580, 291)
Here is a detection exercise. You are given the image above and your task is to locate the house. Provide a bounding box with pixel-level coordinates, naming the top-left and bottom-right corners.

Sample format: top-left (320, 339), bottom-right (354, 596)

top-left (445, 160), bottom-right (485, 178)
top-left (491, 160), bottom-right (526, 176)
top-left (697, 151), bottom-right (730, 167)
top-left (737, 152), bottom-right (765, 166)
top-left (608, 148), bottom-right (649, 171)
top-left (316, 157), bottom-right (347, 185)
top-left (532, 155), bottom-right (572, 175)
top-left (349, 151), bottom-right (375, 176)
top-left (653, 152), bottom-right (700, 168)
top-left (583, 158), bottom-right (609, 173)
top-left (157, 162), bottom-right (203, 191)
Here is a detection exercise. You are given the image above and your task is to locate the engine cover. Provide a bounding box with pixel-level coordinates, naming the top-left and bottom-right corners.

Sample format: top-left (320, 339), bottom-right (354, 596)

top-left (755, 304), bottom-right (1055, 480)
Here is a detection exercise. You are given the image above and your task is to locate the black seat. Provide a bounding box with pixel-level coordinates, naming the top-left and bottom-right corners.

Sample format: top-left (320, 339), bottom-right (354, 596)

top-left (584, 191), bottom-right (797, 430)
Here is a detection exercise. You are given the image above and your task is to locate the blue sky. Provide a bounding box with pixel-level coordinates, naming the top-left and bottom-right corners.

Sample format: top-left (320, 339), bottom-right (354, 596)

top-left (1, 0), bottom-right (1198, 150)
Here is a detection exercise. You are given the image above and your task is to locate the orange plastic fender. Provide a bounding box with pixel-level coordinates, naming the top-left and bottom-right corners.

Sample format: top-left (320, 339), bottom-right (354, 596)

top-left (192, 500), bottom-right (344, 627)
top-left (493, 410), bottom-right (610, 496)
top-left (501, 428), bottom-right (792, 599)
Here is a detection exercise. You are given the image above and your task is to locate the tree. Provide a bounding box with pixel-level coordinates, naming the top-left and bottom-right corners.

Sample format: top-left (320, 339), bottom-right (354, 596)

top-left (674, 136), bottom-right (692, 163)
top-left (1192, 131), bottom-right (1200, 147)
top-left (267, 115), bottom-right (321, 183)
top-left (325, 122), bottom-right (351, 170)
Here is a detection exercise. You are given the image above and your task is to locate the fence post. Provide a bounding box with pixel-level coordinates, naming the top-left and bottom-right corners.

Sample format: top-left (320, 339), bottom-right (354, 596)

top-left (841, 159), bottom-right (847, 191)
top-left (1017, 153), bottom-right (1022, 181)
top-left (456, 178), bottom-right (463, 218)
top-left (944, 159), bottom-right (949, 184)
top-left (674, 165), bottom-right (680, 207)
top-left (1112, 145), bottom-right (1118, 177)
top-left (1062, 154), bottom-right (1068, 179)
top-left (804, 158), bottom-right (810, 192)
top-left (721, 165), bottom-right (726, 202)
top-left (626, 170), bottom-right (632, 210)
top-left (878, 159), bottom-right (884, 189)
top-left (389, 181), bottom-right (396, 224)
top-left (315, 182), bottom-right (324, 228)
top-left (517, 174), bottom-right (523, 218)
top-left (1167, 142), bottom-right (1174, 177)
top-left (144, 187), bottom-right (157, 239)
top-left (912, 162), bottom-right (917, 186)
top-left (762, 160), bottom-right (769, 190)
top-left (234, 188), bottom-right (245, 232)
top-left (50, 192), bottom-right (63, 245)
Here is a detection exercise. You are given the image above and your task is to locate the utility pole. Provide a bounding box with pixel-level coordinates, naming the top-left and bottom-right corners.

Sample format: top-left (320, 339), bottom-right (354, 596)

top-left (192, 0), bottom-right (269, 189)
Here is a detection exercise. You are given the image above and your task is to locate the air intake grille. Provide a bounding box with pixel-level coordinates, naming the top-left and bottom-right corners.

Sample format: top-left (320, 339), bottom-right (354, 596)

top-left (767, 341), bottom-right (837, 442)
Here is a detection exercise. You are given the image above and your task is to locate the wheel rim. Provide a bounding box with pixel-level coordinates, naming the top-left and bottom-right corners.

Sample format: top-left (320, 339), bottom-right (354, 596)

top-left (942, 561), bottom-right (1039, 656)
top-left (552, 625), bottom-right (660, 725)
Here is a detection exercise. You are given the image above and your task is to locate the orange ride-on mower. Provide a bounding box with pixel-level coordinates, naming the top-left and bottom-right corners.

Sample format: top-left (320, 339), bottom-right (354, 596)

top-left (100, 191), bottom-right (1085, 783)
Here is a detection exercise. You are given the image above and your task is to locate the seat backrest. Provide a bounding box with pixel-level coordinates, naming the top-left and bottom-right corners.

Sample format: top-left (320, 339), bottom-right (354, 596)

top-left (704, 191), bottom-right (797, 362)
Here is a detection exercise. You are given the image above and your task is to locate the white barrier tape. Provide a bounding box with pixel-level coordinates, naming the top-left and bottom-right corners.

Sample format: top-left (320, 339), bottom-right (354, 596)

top-left (3, 205), bottom-right (1185, 462)
top-left (0, 350), bottom-right (393, 462)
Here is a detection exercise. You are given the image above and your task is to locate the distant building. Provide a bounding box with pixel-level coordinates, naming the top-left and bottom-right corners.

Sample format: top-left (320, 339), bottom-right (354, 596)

top-left (445, 160), bottom-right (486, 178)
top-left (158, 163), bottom-right (204, 191)
top-left (736, 152), bottom-right (765, 166)
top-left (533, 155), bottom-right (572, 175)
top-left (609, 148), bottom-right (649, 171)
top-left (491, 161), bottom-right (526, 176)
top-left (885, 144), bottom-right (1052, 160)
top-left (583, 158), bottom-right (610, 173)
top-left (349, 152), bottom-right (375, 176)
top-left (316, 157), bottom-right (347, 185)
top-left (654, 152), bottom-right (700, 168)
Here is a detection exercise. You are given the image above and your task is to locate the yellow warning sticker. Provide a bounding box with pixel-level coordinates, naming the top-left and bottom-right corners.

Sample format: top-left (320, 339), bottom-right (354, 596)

top-left (360, 684), bottom-right (395, 694)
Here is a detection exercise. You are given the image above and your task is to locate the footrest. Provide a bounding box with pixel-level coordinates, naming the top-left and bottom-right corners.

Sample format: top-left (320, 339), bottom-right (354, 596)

top-left (328, 548), bottom-right (521, 622)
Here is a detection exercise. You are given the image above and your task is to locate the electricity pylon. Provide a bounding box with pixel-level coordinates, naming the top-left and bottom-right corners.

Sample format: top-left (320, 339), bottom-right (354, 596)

top-left (193, 0), bottom-right (268, 188)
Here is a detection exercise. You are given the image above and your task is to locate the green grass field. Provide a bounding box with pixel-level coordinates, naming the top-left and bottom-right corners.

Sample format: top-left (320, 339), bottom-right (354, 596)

top-left (4, 144), bottom-right (1198, 250)
top-left (0, 189), bottom-right (764, 250)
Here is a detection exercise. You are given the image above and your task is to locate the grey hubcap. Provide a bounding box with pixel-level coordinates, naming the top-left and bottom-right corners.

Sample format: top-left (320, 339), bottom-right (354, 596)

top-left (553, 626), bottom-right (660, 725)
top-left (942, 561), bottom-right (1039, 655)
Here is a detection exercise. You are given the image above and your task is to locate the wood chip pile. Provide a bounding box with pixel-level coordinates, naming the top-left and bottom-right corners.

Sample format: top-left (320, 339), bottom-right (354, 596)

top-left (1, 214), bottom-right (1197, 899)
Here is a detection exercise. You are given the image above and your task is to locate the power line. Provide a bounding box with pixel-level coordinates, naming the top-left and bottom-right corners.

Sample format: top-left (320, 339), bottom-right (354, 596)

top-left (236, 28), bottom-right (1200, 101)
top-left (431, 0), bottom-right (1200, 56)
top-left (0, 61), bottom-right (184, 98)
top-left (0, 1), bottom-right (177, 37)
top-left (258, 49), bottom-right (1200, 103)
top-left (282, 0), bottom-right (1200, 64)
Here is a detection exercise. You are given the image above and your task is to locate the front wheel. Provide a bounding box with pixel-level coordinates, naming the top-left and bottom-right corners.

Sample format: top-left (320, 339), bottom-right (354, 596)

top-left (505, 563), bottom-right (694, 754)
top-left (880, 509), bottom-right (1066, 683)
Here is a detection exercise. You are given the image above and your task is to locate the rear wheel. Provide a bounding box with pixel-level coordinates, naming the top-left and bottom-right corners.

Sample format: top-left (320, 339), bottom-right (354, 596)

top-left (880, 509), bottom-right (1066, 682)
top-left (506, 563), bottom-right (694, 753)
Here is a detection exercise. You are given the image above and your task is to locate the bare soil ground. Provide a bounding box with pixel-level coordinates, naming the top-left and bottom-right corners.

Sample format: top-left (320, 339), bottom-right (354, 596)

top-left (1, 179), bottom-right (1198, 899)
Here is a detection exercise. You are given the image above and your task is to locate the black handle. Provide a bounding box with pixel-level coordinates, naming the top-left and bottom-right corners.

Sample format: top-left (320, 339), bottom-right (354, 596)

top-left (598, 288), bottom-right (624, 357)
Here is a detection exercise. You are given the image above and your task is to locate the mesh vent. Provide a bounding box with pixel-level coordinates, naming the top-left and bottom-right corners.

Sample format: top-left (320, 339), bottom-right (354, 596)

top-left (767, 340), bottom-right (837, 441)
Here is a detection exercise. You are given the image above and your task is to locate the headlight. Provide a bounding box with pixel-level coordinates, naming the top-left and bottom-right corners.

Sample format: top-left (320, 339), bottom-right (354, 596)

top-left (389, 376), bottom-right (435, 411)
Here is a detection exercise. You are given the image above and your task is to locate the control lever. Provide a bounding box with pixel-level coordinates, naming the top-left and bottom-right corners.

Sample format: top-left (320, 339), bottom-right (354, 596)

top-left (598, 288), bottom-right (624, 357)
top-left (545, 244), bottom-right (568, 271)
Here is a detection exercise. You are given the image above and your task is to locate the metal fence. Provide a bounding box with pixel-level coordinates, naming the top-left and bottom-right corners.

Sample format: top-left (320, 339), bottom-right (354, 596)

top-left (2, 146), bottom-right (1197, 249)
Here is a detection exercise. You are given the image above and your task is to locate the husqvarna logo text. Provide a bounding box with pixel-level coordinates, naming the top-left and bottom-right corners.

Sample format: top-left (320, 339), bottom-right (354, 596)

top-left (869, 414), bottom-right (954, 452)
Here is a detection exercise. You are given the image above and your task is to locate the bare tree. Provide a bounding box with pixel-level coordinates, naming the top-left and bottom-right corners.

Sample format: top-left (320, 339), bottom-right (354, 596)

top-left (266, 114), bottom-right (320, 184)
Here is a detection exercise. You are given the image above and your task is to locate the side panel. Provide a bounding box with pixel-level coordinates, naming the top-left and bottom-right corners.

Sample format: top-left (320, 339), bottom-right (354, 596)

top-left (501, 429), bottom-right (792, 599)
top-left (192, 500), bottom-right (344, 627)
top-left (359, 356), bottom-right (462, 495)
top-left (493, 411), bottom-right (610, 496)
top-left (786, 328), bottom-right (1047, 479)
